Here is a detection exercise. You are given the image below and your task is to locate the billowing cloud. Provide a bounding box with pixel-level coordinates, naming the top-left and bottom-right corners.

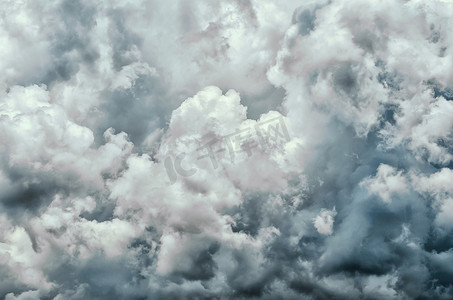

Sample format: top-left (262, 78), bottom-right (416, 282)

top-left (313, 208), bottom-right (337, 235)
top-left (1, 0), bottom-right (453, 299)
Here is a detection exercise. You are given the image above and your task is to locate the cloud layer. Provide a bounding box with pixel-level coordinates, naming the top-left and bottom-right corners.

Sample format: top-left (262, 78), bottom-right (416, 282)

top-left (1, 0), bottom-right (453, 299)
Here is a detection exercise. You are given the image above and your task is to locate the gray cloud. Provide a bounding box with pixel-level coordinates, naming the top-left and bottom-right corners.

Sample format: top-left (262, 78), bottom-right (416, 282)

top-left (1, 0), bottom-right (453, 299)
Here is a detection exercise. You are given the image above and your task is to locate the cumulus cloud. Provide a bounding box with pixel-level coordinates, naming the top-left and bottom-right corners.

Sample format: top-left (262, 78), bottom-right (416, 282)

top-left (1, 0), bottom-right (453, 299)
top-left (313, 208), bottom-right (337, 235)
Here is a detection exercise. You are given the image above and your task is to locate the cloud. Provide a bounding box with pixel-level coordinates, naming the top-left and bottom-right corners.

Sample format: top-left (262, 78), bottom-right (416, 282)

top-left (361, 164), bottom-right (409, 203)
top-left (313, 208), bottom-right (337, 235)
top-left (1, 0), bottom-right (453, 299)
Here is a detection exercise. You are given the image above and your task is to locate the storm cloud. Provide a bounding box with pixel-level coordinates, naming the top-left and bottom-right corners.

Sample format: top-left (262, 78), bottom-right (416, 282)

top-left (1, 0), bottom-right (453, 299)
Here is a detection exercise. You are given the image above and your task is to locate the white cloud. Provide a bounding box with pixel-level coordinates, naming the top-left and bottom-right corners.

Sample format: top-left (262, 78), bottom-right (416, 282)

top-left (313, 208), bottom-right (337, 235)
top-left (362, 164), bottom-right (409, 203)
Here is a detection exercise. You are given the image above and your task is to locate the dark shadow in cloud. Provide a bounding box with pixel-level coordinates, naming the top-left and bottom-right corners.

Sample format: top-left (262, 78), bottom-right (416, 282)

top-left (1, 179), bottom-right (58, 212)
top-left (429, 24), bottom-right (441, 44)
top-left (96, 74), bottom-right (172, 147)
top-left (46, 253), bottom-right (150, 299)
top-left (427, 78), bottom-right (453, 101)
top-left (379, 103), bottom-right (399, 126)
top-left (79, 191), bottom-right (116, 222)
top-left (177, 242), bottom-right (220, 281)
top-left (230, 192), bottom-right (269, 237)
top-left (106, 9), bottom-right (143, 71)
top-left (429, 251), bottom-right (453, 293)
top-left (319, 200), bottom-right (414, 276)
top-left (0, 267), bottom-right (29, 300)
top-left (227, 249), bottom-right (280, 298)
top-left (44, 57), bottom-right (80, 84)
top-left (0, 168), bottom-right (76, 222)
top-left (88, 4), bottom-right (177, 146)
top-left (353, 30), bottom-right (379, 53)
top-left (240, 86), bottom-right (286, 120)
top-left (0, 155), bottom-right (101, 223)
top-left (289, 279), bottom-right (336, 300)
top-left (376, 60), bottom-right (403, 92)
top-left (333, 62), bottom-right (358, 97)
top-left (424, 230), bottom-right (453, 253)
top-left (292, 3), bottom-right (329, 37)
top-left (292, 8), bottom-right (316, 36)
top-left (40, 0), bottom-right (99, 87)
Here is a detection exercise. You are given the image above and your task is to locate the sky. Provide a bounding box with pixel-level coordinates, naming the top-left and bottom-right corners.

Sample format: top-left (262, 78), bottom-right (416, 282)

top-left (1, 0), bottom-right (453, 299)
